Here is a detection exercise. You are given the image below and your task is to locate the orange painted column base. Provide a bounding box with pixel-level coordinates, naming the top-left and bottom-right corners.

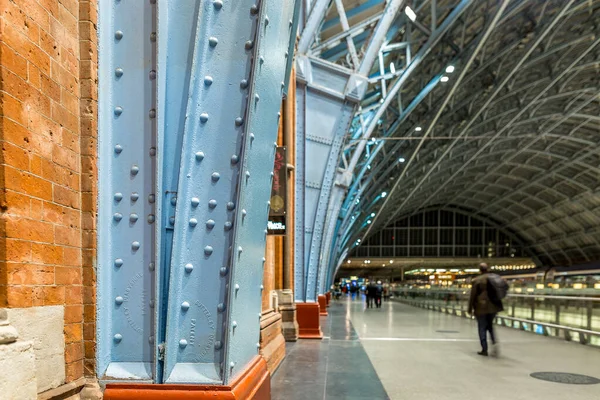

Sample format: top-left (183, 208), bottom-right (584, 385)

top-left (296, 302), bottom-right (323, 339)
top-left (325, 292), bottom-right (331, 306)
top-left (317, 295), bottom-right (328, 316)
top-left (103, 356), bottom-right (270, 400)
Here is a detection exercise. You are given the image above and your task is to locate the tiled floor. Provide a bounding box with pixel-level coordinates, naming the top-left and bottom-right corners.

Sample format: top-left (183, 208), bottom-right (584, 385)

top-left (271, 300), bottom-right (389, 400)
top-left (272, 296), bottom-right (600, 400)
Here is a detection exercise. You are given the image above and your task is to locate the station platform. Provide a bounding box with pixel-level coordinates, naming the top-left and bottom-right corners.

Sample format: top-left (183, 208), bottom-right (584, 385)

top-left (272, 297), bottom-right (600, 400)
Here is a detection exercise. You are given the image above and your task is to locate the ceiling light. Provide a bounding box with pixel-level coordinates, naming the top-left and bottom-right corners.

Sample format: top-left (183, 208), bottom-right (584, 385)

top-left (367, 220), bottom-right (372, 224)
top-left (415, 126), bottom-right (422, 131)
top-left (441, 76), bottom-right (449, 83)
top-left (389, 260), bottom-right (394, 264)
top-left (405, 6), bottom-right (417, 22)
top-left (381, 191), bottom-right (387, 198)
top-left (357, 239), bottom-right (361, 243)
top-left (445, 65), bottom-right (455, 73)
top-left (390, 62), bottom-right (396, 74)
top-left (398, 157), bottom-right (405, 163)
top-left (371, 213), bottom-right (376, 217)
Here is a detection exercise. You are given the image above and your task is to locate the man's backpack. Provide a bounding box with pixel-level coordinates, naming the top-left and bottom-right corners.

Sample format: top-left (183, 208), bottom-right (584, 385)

top-left (487, 273), bottom-right (509, 301)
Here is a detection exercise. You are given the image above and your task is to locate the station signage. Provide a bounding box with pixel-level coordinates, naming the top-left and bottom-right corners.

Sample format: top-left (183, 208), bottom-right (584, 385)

top-left (267, 146), bottom-right (287, 235)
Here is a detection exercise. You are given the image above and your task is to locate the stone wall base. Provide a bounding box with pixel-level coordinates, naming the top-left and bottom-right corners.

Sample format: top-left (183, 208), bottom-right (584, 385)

top-left (0, 340), bottom-right (37, 400)
top-left (259, 310), bottom-right (286, 374)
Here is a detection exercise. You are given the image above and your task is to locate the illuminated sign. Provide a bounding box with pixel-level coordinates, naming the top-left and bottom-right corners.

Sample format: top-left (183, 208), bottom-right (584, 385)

top-left (267, 147), bottom-right (287, 235)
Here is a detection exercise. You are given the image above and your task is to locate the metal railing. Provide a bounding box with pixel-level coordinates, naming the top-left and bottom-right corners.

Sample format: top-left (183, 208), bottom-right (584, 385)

top-left (392, 288), bottom-right (600, 346)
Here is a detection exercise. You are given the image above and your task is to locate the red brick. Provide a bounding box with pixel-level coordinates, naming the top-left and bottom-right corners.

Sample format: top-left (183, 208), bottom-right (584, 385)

top-left (41, 73), bottom-right (61, 102)
top-left (1, 140), bottom-right (30, 170)
top-left (6, 286), bottom-right (33, 307)
top-left (65, 359), bottom-right (83, 382)
top-left (0, 93), bottom-right (27, 126)
top-left (31, 242), bottom-right (64, 265)
top-left (0, 43), bottom-right (28, 79)
top-left (1, 191), bottom-right (31, 218)
top-left (65, 342), bottom-right (83, 363)
top-left (54, 225), bottom-right (81, 247)
top-left (63, 247), bottom-right (81, 267)
top-left (30, 198), bottom-right (43, 220)
top-left (1, 67), bottom-right (51, 116)
top-left (5, 216), bottom-right (54, 243)
top-left (7, 263), bottom-right (54, 285)
top-left (28, 63), bottom-right (42, 89)
top-left (64, 304), bottom-right (83, 324)
top-left (53, 185), bottom-right (80, 209)
top-left (1, 238), bottom-right (32, 263)
top-left (39, 28), bottom-right (60, 60)
top-left (55, 266), bottom-right (82, 285)
top-left (43, 285), bottom-right (65, 305)
top-left (11, 0), bottom-right (50, 31)
top-left (65, 286), bottom-right (82, 304)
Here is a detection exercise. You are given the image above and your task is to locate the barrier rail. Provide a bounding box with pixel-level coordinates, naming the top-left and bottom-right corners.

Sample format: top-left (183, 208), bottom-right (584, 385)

top-left (393, 289), bottom-right (600, 346)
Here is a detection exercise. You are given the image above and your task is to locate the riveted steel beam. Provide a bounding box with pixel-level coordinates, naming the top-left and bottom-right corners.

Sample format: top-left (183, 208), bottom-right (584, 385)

top-left (97, 0), bottom-right (157, 381)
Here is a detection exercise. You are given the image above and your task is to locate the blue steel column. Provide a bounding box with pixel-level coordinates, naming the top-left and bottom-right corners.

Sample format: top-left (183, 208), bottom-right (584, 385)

top-left (155, 1), bottom-right (199, 382)
top-left (97, 0), bottom-right (157, 380)
top-left (161, 0), bottom-right (257, 384)
top-left (224, 0), bottom-right (297, 381)
top-left (294, 85), bottom-right (307, 302)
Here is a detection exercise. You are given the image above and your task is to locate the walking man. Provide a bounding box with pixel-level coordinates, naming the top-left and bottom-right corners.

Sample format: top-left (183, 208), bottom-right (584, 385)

top-left (468, 263), bottom-right (504, 356)
top-left (375, 281), bottom-right (383, 308)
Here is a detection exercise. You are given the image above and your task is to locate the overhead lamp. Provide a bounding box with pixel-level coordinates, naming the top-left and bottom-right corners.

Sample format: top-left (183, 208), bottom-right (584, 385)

top-left (441, 76), bottom-right (449, 83)
top-left (381, 191), bottom-right (387, 198)
top-left (370, 137), bottom-right (376, 143)
top-left (367, 220), bottom-right (372, 224)
top-left (389, 260), bottom-right (394, 264)
top-left (357, 239), bottom-right (361, 243)
top-left (405, 6), bottom-right (417, 22)
top-left (390, 62), bottom-right (396, 74)
top-left (347, 260), bottom-right (351, 264)
top-left (415, 126), bottom-right (422, 131)
top-left (371, 213), bottom-right (376, 217)
top-left (398, 157), bottom-right (405, 163)
top-left (367, 165), bottom-right (371, 170)
top-left (445, 65), bottom-right (455, 73)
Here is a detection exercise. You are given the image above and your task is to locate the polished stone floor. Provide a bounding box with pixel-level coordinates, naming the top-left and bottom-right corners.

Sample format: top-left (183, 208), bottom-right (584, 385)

top-left (272, 296), bottom-right (600, 400)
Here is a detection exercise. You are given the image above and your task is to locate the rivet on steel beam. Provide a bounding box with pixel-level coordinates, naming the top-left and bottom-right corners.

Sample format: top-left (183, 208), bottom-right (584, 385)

top-left (171, 196), bottom-right (177, 206)
top-left (149, 70), bottom-right (156, 80)
top-left (185, 263), bottom-right (194, 273)
top-left (148, 194), bottom-right (155, 203)
top-left (113, 213), bottom-right (122, 222)
top-left (245, 41), bottom-right (254, 50)
top-left (115, 68), bottom-right (124, 77)
top-left (208, 37), bottom-right (218, 47)
top-left (209, 199), bottom-right (217, 208)
top-left (191, 197), bottom-right (200, 207)
top-left (189, 218), bottom-right (198, 227)
top-left (270, 172), bottom-right (274, 178)
top-left (217, 303), bottom-right (226, 313)
top-left (235, 117), bottom-right (244, 126)
top-left (179, 339), bottom-right (188, 348)
top-left (240, 79), bottom-right (248, 89)
top-left (200, 113), bottom-right (209, 123)
top-left (289, 19), bottom-right (293, 27)
top-left (149, 147), bottom-right (157, 156)
top-left (131, 192), bottom-right (139, 202)
top-left (254, 94), bottom-right (260, 102)
top-left (214, 341), bottom-right (223, 350)
top-left (259, 56), bottom-right (265, 64)
top-left (150, 32), bottom-right (156, 42)
top-left (114, 106), bottom-right (123, 116)
top-left (149, 300), bottom-right (155, 308)
top-left (114, 334), bottom-right (123, 342)
top-left (132, 241), bottom-right (140, 251)
top-left (115, 296), bottom-right (124, 305)
top-left (226, 202), bottom-right (235, 211)
top-left (114, 259), bottom-right (123, 268)
top-left (204, 76), bottom-right (213, 86)
top-left (195, 151), bottom-right (205, 161)
top-left (262, 257), bottom-right (266, 263)
top-left (231, 155), bottom-right (239, 164)
top-left (249, 133), bottom-right (255, 142)
top-left (149, 336), bottom-right (154, 344)
top-left (230, 362), bottom-right (235, 368)
top-left (237, 246), bottom-right (243, 255)
top-left (250, 4), bottom-right (259, 15)
top-left (281, 82), bottom-right (285, 89)
top-left (114, 193), bottom-right (123, 202)
top-left (265, 16), bottom-right (269, 25)
top-left (115, 31), bottom-right (123, 40)
top-left (181, 302), bottom-right (190, 311)
top-left (260, 285), bottom-right (264, 290)
top-left (206, 219), bottom-right (215, 229)
top-left (232, 321), bottom-right (237, 328)
top-left (241, 209), bottom-right (247, 217)
top-left (213, 0), bottom-right (223, 10)
top-left (204, 246), bottom-right (214, 255)
top-left (224, 221), bottom-right (232, 231)
top-left (245, 171), bottom-right (250, 179)
top-left (257, 313), bottom-right (261, 318)
top-left (235, 284), bottom-right (240, 291)
top-left (149, 109), bottom-right (156, 118)
top-left (285, 51), bottom-right (289, 58)
top-left (211, 172), bottom-right (220, 182)
top-left (169, 216), bottom-right (175, 225)
top-left (129, 214), bottom-right (138, 223)
top-left (131, 165), bottom-right (139, 175)
top-left (149, 262), bottom-right (155, 271)
top-left (220, 267), bottom-right (228, 276)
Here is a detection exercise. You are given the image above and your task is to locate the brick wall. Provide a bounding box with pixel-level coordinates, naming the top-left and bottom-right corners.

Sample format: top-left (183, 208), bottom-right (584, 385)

top-left (0, 0), bottom-right (98, 384)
